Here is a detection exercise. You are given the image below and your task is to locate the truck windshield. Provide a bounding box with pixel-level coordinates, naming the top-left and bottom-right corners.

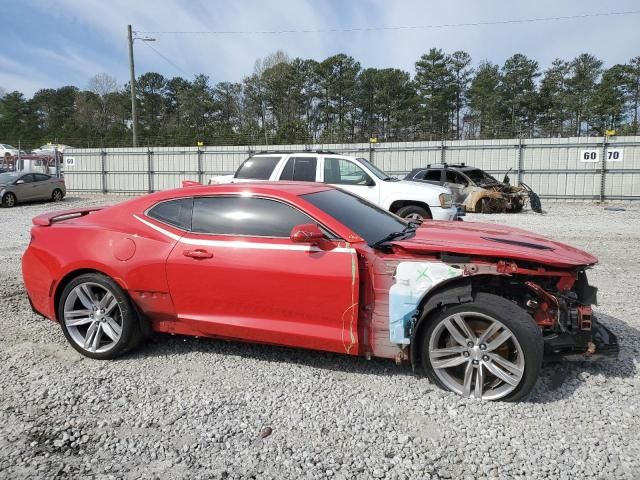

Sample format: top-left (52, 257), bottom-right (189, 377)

top-left (301, 188), bottom-right (409, 245)
top-left (235, 156), bottom-right (282, 180)
top-left (355, 158), bottom-right (396, 181)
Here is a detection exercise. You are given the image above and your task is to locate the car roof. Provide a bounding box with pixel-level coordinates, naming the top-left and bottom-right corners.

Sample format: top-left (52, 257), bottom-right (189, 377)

top-left (415, 165), bottom-right (480, 172)
top-left (250, 150), bottom-right (343, 156)
top-left (153, 181), bottom-right (335, 201)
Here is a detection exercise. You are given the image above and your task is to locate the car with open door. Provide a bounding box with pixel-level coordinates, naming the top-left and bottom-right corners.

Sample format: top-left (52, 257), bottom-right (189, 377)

top-left (23, 182), bottom-right (616, 401)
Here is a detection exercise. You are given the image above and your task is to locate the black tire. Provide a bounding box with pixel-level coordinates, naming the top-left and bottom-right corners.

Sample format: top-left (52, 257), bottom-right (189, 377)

top-left (52, 188), bottom-right (64, 202)
top-left (58, 273), bottom-right (143, 359)
top-left (2, 192), bottom-right (16, 208)
top-left (420, 292), bottom-right (543, 401)
top-left (396, 205), bottom-right (432, 220)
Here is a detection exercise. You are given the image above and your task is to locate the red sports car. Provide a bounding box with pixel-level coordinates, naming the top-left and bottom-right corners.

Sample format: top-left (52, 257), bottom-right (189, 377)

top-left (22, 183), bottom-right (617, 401)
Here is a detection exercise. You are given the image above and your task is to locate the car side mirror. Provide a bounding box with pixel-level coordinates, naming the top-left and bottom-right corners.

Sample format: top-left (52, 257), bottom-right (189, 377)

top-left (15, 179), bottom-right (24, 185)
top-left (290, 223), bottom-right (334, 251)
top-left (365, 175), bottom-right (375, 187)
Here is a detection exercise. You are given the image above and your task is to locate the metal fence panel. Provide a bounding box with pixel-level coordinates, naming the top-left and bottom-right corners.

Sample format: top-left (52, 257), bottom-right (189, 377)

top-left (63, 136), bottom-right (640, 201)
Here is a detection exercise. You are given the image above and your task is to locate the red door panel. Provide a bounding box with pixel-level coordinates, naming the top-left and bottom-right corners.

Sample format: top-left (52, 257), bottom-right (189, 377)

top-left (166, 235), bottom-right (359, 355)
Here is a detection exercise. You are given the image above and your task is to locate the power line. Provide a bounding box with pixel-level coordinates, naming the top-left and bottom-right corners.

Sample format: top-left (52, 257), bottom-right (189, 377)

top-left (138, 39), bottom-right (192, 78)
top-left (137, 10), bottom-right (640, 35)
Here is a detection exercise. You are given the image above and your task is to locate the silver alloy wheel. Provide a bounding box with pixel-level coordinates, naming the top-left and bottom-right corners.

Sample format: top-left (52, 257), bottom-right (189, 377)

top-left (405, 212), bottom-right (423, 220)
top-left (53, 189), bottom-right (63, 201)
top-left (63, 282), bottom-right (123, 354)
top-left (4, 194), bottom-right (15, 207)
top-left (428, 312), bottom-right (525, 400)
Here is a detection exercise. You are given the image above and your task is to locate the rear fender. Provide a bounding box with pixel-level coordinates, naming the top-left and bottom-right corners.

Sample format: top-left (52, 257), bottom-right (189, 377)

top-left (52, 262), bottom-right (129, 321)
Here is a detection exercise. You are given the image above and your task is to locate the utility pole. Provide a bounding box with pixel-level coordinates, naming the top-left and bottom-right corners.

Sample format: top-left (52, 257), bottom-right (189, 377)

top-left (128, 25), bottom-right (138, 147)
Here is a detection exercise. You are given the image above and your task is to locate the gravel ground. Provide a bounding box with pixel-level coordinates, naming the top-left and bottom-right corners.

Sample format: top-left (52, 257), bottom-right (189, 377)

top-left (0, 195), bottom-right (639, 480)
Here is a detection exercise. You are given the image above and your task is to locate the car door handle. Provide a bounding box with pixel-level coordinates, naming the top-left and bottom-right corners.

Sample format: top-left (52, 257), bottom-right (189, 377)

top-left (183, 249), bottom-right (213, 259)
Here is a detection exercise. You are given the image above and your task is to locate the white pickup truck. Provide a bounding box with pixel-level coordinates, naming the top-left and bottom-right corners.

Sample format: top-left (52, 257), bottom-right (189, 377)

top-left (209, 151), bottom-right (459, 221)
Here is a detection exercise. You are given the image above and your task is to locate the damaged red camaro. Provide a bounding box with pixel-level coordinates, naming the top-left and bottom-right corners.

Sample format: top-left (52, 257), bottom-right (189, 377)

top-left (22, 183), bottom-right (618, 401)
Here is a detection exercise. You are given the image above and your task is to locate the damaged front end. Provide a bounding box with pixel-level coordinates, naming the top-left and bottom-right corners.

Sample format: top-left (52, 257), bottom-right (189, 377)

top-left (524, 270), bottom-right (619, 361)
top-left (464, 182), bottom-right (542, 214)
top-left (475, 263), bottom-right (618, 362)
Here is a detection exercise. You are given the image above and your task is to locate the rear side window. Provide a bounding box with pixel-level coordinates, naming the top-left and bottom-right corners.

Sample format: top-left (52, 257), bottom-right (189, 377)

top-left (235, 156), bottom-right (281, 180)
top-left (147, 198), bottom-right (193, 230)
top-left (279, 157), bottom-right (317, 181)
top-left (192, 197), bottom-right (314, 237)
top-left (423, 170), bottom-right (442, 182)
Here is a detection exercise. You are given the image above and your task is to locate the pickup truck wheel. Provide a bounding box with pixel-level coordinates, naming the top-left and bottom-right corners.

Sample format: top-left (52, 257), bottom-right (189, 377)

top-left (396, 205), bottom-right (431, 220)
top-left (421, 292), bottom-right (543, 401)
top-left (2, 192), bottom-right (16, 208)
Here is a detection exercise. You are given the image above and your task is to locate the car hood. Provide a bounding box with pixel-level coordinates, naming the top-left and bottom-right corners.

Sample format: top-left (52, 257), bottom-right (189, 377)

top-left (392, 180), bottom-right (451, 195)
top-left (391, 220), bottom-right (597, 268)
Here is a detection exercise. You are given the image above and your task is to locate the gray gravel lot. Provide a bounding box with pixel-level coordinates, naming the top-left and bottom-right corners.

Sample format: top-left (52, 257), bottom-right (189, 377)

top-left (0, 195), bottom-right (639, 479)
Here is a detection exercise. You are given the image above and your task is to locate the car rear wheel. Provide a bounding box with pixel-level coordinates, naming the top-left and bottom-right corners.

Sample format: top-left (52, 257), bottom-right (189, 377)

top-left (396, 205), bottom-right (432, 221)
top-left (52, 188), bottom-right (63, 202)
top-left (58, 273), bottom-right (142, 359)
top-left (2, 192), bottom-right (16, 208)
top-left (420, 292), bottom-right (543, 401)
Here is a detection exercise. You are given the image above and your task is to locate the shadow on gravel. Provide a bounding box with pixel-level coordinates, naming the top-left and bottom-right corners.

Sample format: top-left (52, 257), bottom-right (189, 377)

top-left (528, 313), bottom-right (638, 403)
top-left (121, 331), bottom-right (414, 379)
top-left (118, 312), bottom-right (637, 401)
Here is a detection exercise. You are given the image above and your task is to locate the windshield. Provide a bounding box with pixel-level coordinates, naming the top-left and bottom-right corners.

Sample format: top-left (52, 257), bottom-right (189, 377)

top-left (465, 169), bottom-right (499, 185)
top-left (301, 189), bottom-right (409, 245)
top-left (355, 157), bottom-right (393, 180)
top-left (0, 173), bottom-right (19, 183)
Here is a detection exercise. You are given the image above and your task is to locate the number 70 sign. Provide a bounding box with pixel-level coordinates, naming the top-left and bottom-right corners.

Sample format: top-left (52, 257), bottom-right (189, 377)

top-left (580, 149), bottom-right (623, 162)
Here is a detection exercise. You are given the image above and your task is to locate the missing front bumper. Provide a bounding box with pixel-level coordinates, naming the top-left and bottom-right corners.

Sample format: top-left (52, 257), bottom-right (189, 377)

top-left (544, 318), bottom-right (619, 362)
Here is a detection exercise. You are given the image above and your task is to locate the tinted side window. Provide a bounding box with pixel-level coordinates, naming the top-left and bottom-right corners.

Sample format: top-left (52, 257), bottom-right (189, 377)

top-left (34, 173), bottom-right (50, 182)
top-left (423, 170), bottom-right (442, 182)
top-left (147, 198), bottom-right (193, 230)
top-left (235, 156), bottom-right (281, 180)
top-left (192, 197), bottom-right (314, 237)
top-left (324, 158), bottom-right (371, 185)
top-left (19, 174), bottom-right (35, 183)
top-left (279, 157), bottom-right (317, 181)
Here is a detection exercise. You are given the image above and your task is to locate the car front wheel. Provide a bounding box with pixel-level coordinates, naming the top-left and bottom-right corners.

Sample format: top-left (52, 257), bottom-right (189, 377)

top-left (420, 292), bottom-right (543, 401)
top-left (58, 273), bottom-right (142, 359)
top-left (396, 205), bottom-right (432, 221)
top-left (2, 192), bottom-right (16, 208)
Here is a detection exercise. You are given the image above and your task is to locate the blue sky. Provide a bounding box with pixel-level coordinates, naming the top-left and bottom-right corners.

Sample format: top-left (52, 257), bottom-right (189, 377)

top-left (1, 0), bottom-right (639, 96)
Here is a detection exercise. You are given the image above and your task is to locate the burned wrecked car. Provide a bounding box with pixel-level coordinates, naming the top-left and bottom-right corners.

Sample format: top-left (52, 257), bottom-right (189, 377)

top-left (405, 163), bottom-right (542, 214)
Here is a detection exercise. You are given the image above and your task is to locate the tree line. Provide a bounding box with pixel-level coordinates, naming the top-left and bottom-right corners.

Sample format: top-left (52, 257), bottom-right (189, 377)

top-left (1, 49), bottom-right (639, 149)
